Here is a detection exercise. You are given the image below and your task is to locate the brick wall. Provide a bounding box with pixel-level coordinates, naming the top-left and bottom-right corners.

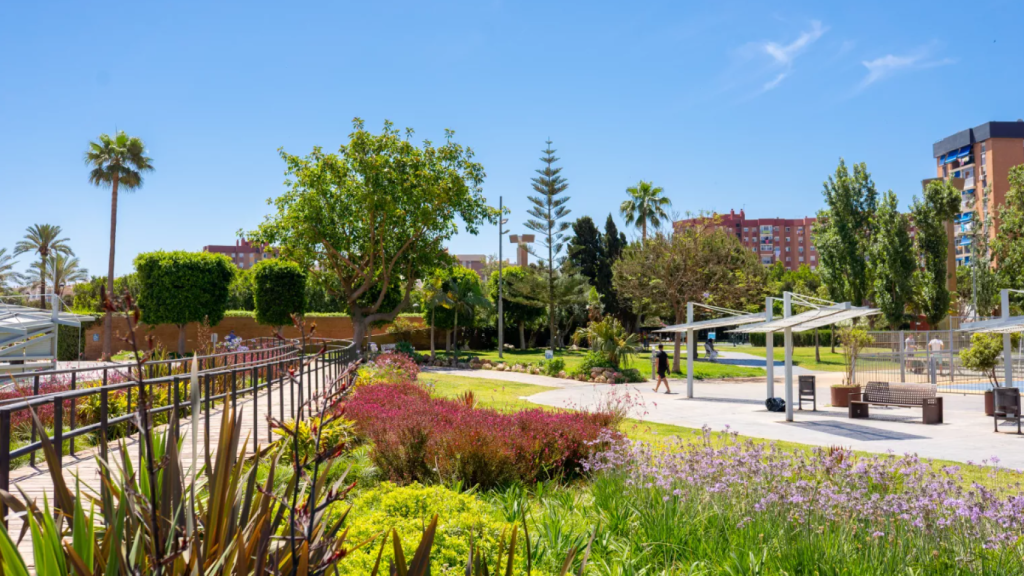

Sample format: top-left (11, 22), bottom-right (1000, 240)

top-left (82, 315), bottom-right (429, 359)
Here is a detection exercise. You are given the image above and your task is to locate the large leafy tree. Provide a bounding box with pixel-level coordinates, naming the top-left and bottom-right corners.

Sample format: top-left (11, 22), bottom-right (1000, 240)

top-left (0, 248), bottom-right (23, 292)
top-left (992, 165), bottom-right (1024, 299)
top-left (14, 224), bottom-right (73, 308)
top-left (486, 265), bottom-right (544, 350)
top-left (869, 191), bottom-right (916, 329)
top-left (955, 184), bottom-right (999, 319)
top-left (813, 160), bottom-right (878, 306)
top-left (620, 180), bottom-right (671, 242)
top-left (420, 265), bottom-right (486, 354)
top-left (135, 251), bottom-right (234, 355)
top-left (525, 140), bottom-right (571, 352)
top-left (613, 220), bottom-right (764, 371)
top-left (250, 119), bottom-right (491, 349)
top-left (911, 179), bottom-right (960, 327)
top-left (85, 131), bottom-right (154, 360)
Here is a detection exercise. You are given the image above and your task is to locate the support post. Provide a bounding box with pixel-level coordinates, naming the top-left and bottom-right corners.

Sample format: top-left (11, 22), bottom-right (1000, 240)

top-left (784, 292), bottom-right (794, 422)
top-left (686, 302), bottom-right (694, 398)
top-left (498, 195), bottom-right (504, 359)
top-left (765, 296), bottom-right (774, 398)
top-left (899, 330), bottom-right (906, 383)
top-left (1003, 289), bottom-right (1013, 387)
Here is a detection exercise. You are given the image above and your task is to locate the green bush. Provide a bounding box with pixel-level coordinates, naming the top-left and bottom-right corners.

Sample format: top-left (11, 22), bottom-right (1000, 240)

top-left (57, 319), bottom-right (98, 361)
top-left (325, 482), bottom-right (520, 575)
top-left (570, 350), bottom-right (615, 377)
top-left (252, 259), bottom-right (307, 326)
top-left (135, 251), bottom-right (234, 328)
top-left (543, 357), bottom-right (565, 376)
top-left (395, 341), bottom-right (415, 356)
top-left (620, 368), bottom-right (645, 383)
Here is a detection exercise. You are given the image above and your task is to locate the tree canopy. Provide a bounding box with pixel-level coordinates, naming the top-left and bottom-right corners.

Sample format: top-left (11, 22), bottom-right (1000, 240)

top-left (249, 119), bottom-right (493, 348)
top-left (911, 179), bottom-right (960, 327)
top-left (252, 259), bottom-right (307, 327)
top-left (992, 165), bottom-right (1024, 298)
top-left (869, 191), bottom-right (917, 329)
top-left (813, 159), bottom-right (877, 306)
top-left (620, 180), bottom-right (671, 241)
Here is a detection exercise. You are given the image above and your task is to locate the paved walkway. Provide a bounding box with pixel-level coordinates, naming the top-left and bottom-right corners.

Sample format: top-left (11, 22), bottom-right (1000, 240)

top-left (427, 368), bottom-right (1024, 470)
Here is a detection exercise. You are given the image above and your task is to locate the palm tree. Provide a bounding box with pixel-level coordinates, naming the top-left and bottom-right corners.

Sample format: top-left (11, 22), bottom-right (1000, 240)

top-left (448, 279), bottom-right (490, 361)
top-left (0, 248), bottom-right (23, 293)
top-left (85, 131), bottom-right (154, 360)
top-left (421, 277), bottom-right (453, 361)
top-left (26, 253), bottom-right (89, 300)
top-left (14, 224), bottom-right (73, 308)
top-left (620, 180), bottom-right (672, 242)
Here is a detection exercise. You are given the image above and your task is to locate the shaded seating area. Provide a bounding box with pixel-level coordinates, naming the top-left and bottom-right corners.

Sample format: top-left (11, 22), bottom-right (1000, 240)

top-left (993, 387), bottom-right (1022, 434)
top-left (849, 382), bottom-right (943, 424)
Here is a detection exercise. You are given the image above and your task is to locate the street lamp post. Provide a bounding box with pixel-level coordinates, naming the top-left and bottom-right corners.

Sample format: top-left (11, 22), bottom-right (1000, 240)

top-left (498, 197), bottom-right (509, 358)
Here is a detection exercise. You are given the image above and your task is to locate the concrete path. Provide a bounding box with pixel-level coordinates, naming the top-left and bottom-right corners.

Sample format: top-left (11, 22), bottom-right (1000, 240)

top-left (427, 368), bottom-right (1024, 470)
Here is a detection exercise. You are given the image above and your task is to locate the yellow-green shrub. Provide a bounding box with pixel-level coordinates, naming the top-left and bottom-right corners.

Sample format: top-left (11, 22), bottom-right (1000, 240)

top-left (271, 416), bottom-right (356, 462)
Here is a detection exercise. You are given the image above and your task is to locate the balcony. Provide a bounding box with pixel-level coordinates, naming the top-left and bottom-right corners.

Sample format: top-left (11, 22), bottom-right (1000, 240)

top-left (963, 177), bottom-right (975, 190)
top-left (955, 212), bottom-right (974, 224)
top-left (958, 236), bottom-right (973, 247)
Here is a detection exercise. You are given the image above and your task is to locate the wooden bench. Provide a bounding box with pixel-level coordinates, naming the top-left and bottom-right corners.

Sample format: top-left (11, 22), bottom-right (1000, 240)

top-left (849, 382), bottom-right (943, 424)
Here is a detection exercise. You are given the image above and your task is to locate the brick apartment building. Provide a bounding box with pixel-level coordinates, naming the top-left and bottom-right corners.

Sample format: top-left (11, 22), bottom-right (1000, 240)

top-left (931, 120), bottom-right (1024, 267)
top-left (203, 239), bottom-right (278, 269)
top-left (674, 209), bottom-right (818, 271)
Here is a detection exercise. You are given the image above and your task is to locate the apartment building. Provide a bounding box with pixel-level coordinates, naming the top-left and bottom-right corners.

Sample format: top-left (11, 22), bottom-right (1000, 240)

top-left (203, 239), bottom-right (278, 269)
top-left (674, 209), bottom-right (818, 271)
top-left (932, 120), bottom-right (1024, 266)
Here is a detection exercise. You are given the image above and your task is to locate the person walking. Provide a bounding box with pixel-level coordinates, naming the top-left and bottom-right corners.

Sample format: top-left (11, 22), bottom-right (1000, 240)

top-left (654, 344), bottom-right (671, 394)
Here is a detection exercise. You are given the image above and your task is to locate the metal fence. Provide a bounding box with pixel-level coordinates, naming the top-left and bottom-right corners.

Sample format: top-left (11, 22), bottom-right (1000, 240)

top-left (853, 329), bottom-right (1023, 395)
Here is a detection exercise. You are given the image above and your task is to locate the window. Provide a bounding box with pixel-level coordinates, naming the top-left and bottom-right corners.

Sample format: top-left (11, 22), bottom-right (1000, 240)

top-left (785, 227), bottom-right (791, 232)
top-left (760, 225), bottom-right (772, 235)
top-left (797, 226), bottom-right (803, 232)
top-left (785, 246), bottom-right (790, 252)
top-left (810, 246), bottom-right (816, 252)
top-left (981, 152), bottom-right (987, 166)
top-left (797, 236), bottom-right (803, 243)
top-left (761, 244), bottom-right (773, 252)
top-left (774, 236), bottom-right (779, 242)
top-left (811, 255), bottom-right (816, 262)
top-left (786, 237), bottom-right (790, 242)
top-left (786, 257), bottom-right (791, 262)
top-left (981, 142), bottom-right (986, 154)
top-left (761, 256), bottom-right (773, 265)
top-left (799, 257), bottom-right (804, 262)
top-left (743, 227), bottom-right (749, 232)
top-left (799, 246), bottom-right (804, 252)
top-left (773, 226), bottom-right (779, 231)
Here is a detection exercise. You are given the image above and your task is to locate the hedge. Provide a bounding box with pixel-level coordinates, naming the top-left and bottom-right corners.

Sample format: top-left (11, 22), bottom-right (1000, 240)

top-left (252, 259), bottom-right (307, 327)
top-left (749, 329), bottom-right (834, 348)
top-left (135, 251), bottom-right (234, 327)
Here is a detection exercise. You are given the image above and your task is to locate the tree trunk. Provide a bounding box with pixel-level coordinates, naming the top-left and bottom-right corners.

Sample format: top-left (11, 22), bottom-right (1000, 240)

top-left (351, 316), bottom-right (367, 354)
top-left (672, 332), bottom-right (682, 373)
top-left (830, 324), bottom-right (836, 354)
top-left (642, 220), bottom-right (647, 243)
top-left (177, 324), bottom-right (187, 357)
top-left (548, 242), bottom-right (555, 353)
top-left (815, 330), bottom-right (821, 363)
top-left (430, 310), bottom-right (436, 361)
top-left (103, 174), bottom-right (120, 361)
top-left (519, 322), bottom-right (526, 350)
top-left (453, 308), bottom-right (459, 360)
top-left (38, 259), bottom-right (47, 310)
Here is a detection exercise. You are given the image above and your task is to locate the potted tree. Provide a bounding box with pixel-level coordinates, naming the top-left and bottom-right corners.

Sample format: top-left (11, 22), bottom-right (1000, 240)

top-left (832, 326), bottom-right (873, 408)
top-left (959, 332), bottom-right (1003, 415)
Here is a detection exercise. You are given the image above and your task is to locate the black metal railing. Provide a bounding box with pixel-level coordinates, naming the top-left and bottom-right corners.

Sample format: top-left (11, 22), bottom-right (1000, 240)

top-left (0, 338), bottom-right (360, 525)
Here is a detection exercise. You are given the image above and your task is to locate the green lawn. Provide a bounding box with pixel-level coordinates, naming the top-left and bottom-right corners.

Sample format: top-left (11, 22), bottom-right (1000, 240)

top-left (433, 348), bottom-right (764, 380)
top-left (418, 372), bottom-right (1012, 488)
top-left (734, 343), bottom-right (851, 372)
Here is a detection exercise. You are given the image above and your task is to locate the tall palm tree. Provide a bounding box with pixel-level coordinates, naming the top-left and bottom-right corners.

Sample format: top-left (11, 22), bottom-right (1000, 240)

top-left (26, 253), bottom-right (89, 300)
top-left (85, 131), bottom-right (154, 360)
top-left (620, 180), bottom-right (672, 242)
top-left (0, 248), bottom-right (23, 293)
top-left (14, 224), bottom-right (73, 308)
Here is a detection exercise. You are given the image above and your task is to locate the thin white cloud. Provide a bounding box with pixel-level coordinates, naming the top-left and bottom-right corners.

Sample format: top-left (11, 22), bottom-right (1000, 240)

top-left (762, 72), bottom-right (788, 92)
top-left (763, 21), bottom-right (827, 66)
top-left (860, 46), bottom-right (955, 88)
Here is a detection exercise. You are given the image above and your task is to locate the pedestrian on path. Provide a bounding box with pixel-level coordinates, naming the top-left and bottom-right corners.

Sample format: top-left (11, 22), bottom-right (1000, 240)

top-left (654, 344), bottom-right (671, 394)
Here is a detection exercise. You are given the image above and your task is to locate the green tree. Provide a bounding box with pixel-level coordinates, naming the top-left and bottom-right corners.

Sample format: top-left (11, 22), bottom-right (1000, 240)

top-left (813, 159), bottom-right (878, 307)
top-left (955, 184), bottom-right (999, 319)
top-left (447, 272), bottom-right (490, 358)
top-left (602, 215), bottom-right (631, 321)
top-left (85, 131), bottom-right (154, 360)
top-left (0, 248), bottom-right (22, 292)
top-left (486, 265), bottom-right (544, 350)
top-left (960, 332), bottom-right (1003, 387)
top-left (992, 165), bottom-right (1024, 296)
top-left (14, 224), bottom-right (73, 308)
top-left (911, 179), bottom-right (960, 327)
top-left (869, 191), bottom-right (916, 329)
top-left (134, 251), bottom-right (234, 355)
top-left (418, 275), bottom-right (452, 360)
top-left (252, 259), bottom-right (307, 327)
top-left (566, 216), bottom-right (603, 288)
top-left (26, 253), bottom-right (89, 300)
top-left (249, 119), bottom-right (491, 350)
top-left (571, 317), bottom-right (639, 368)
top-left (613, 219), bottom-right (764, 371)
top-left (524, 140), bottom-right (571, 352)
top-left (421, 266), bottom-right (484, 352)
top-left (620, 180), bottom-right (672, 242)
top-left (227, 268), bottom-right (255, 311)
top-left (72, 274), bottom-right (140, 313)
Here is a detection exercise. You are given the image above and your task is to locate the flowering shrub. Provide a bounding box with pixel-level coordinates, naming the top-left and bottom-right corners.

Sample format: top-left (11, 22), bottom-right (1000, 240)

top-left (582, 427), bottom-right (1024, 572)
top-left (345, 382), bottom-right (618, 488)
top-left (324, 482), bottom-right (523, 575)
top-left (374, 351), bottom-right (420, 378)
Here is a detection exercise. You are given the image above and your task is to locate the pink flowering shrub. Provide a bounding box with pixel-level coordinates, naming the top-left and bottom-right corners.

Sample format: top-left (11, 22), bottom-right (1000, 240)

top-left (345, 382), bottom-right (618, 488)
top-left (374, 352), bottom-right (420, 379)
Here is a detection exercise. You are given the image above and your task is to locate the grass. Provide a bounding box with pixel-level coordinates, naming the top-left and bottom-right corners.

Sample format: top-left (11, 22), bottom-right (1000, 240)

top-left (433, 347), bottom-right (765, 380)
top-left (417, 372), bottom-right (1011, 488)
top-left (734, 343), bottom-right (852, 372)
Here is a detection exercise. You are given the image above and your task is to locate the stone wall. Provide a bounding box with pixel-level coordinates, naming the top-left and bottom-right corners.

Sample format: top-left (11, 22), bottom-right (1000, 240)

top-left (82, 315), bottom-right (430, 358)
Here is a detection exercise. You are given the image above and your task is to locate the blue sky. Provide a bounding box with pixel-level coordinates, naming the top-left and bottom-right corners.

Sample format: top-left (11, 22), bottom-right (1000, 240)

top-left (2, 0), bottom-right (1023, 278)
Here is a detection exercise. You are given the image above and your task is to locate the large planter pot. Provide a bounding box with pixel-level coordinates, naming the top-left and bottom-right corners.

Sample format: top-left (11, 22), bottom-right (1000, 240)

top-left (984, 390), bottom-right (994, 416)
top-left (831, 386), bottom-right (860, 408)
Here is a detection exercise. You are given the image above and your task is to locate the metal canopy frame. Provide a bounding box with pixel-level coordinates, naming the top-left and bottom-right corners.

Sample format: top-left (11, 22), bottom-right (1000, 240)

top-left (729, 292), bottom-right (879, 422)
top-left (962, 289), bottom-right (1024, 387)
top-left (0, 297), bottom-right (94, 373)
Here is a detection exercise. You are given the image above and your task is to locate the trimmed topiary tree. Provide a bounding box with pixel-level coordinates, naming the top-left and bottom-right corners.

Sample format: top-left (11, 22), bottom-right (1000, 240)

top-left (252, 259), bottom-right (307, 328)
top-left (135, 250), bottom-right (234, 355)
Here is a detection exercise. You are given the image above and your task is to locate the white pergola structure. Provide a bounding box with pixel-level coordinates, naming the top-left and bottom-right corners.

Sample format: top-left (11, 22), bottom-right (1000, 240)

top-left (0, 296), bottom-right (94, 374)
top-left (731, 292), bottom-right (878, 422)
top-left (654, 301), bottom-right (771, 398)
top-left (961, 289), bottom-right (1024, 388)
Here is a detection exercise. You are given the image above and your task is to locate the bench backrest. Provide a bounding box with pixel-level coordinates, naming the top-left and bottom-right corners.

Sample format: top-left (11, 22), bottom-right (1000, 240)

top-left (994, 387), bottom-right (1021, 413)
top-left (798, 375), bottom-right (815, 394)
top-left (863, 382), bottom-right (937, 406)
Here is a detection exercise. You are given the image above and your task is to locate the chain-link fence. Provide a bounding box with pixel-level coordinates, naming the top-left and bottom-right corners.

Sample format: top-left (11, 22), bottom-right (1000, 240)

top-left (853, 328), bottom-right (1023, 395)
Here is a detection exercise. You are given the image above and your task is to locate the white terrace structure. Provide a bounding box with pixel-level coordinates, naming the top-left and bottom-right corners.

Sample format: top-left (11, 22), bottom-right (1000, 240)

top-left (0, 296), bottom-right (94, 374)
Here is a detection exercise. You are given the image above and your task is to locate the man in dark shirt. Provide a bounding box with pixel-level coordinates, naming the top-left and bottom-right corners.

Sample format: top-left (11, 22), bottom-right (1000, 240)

top-left (654, 344), bottom-right (671, 393)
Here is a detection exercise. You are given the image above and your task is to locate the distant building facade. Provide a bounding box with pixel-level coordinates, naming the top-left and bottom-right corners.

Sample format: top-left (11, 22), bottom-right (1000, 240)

top-left (203, 239), bottom-right (277, 270)
top-left (455, 254), bottom-right (487, 278)
top-left (932, 120), bottom-right (1024, 267)
top-left (674, 209), bottom-right (818, 271)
